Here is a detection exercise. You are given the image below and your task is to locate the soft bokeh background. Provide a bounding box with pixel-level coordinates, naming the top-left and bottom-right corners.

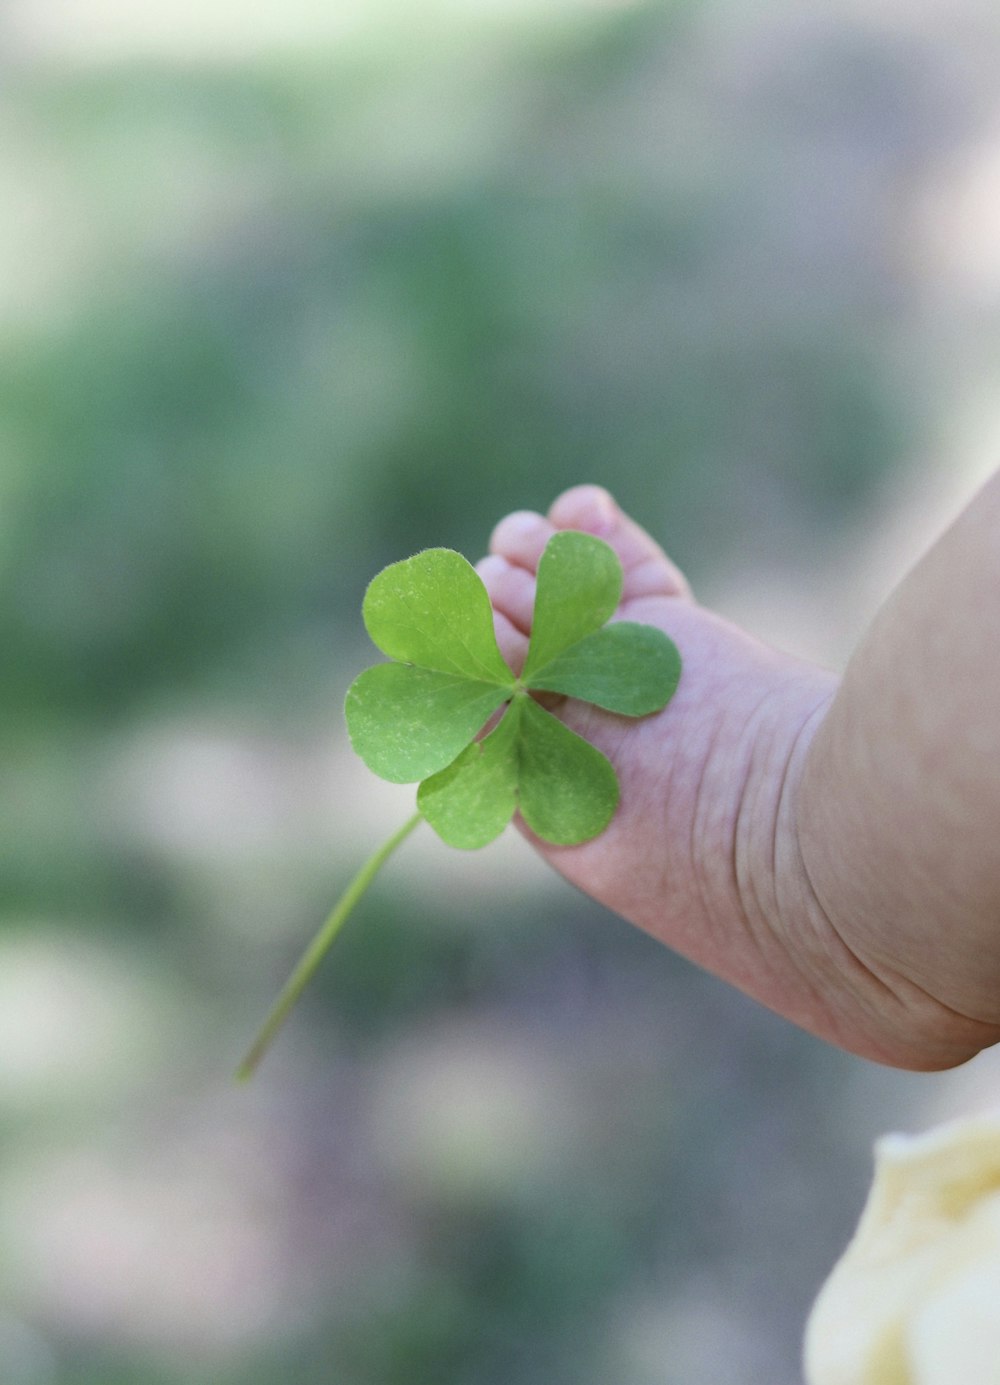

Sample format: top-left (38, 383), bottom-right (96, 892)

top-left (3, 1), bottom-right (1000, 1381)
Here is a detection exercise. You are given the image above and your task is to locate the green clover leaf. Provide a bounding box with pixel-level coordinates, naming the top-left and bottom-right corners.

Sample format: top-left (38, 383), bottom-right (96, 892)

top-left (238, 529), bottom-right (681, 1078)
top-left (345, 530), bottom-right (681, 848)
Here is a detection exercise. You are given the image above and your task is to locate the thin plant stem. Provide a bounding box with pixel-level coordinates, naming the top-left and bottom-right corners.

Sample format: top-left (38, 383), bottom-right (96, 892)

top-left (237, 810), bottom-right (423, 1080)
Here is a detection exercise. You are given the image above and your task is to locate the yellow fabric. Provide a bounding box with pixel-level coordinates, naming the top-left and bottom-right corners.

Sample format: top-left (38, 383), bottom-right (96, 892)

top-left (805, 1115), bottom-right (1000, 1385)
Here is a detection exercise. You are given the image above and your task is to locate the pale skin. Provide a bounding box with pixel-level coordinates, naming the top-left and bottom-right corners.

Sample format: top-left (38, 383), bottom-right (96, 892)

top-left (476, 475), bottom-right (1000, 1072)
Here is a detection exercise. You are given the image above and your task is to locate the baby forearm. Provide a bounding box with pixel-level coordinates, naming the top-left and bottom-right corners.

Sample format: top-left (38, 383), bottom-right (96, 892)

top-left (796, 469), bottom-right (1000, 1065)
top-left (482, 480), bottom-right (1000, 1069)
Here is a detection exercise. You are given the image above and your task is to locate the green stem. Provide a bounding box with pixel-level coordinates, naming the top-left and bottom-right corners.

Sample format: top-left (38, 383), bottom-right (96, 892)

top-left (237, 810), bottom-right (423, 1080)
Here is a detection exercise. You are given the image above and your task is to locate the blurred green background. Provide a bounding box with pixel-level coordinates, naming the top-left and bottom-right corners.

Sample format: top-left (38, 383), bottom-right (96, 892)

top-left (3, 1), bottom-right (1000, 1382)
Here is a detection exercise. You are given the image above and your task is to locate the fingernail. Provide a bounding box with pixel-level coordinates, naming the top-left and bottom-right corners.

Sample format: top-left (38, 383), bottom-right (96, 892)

top-left (503, 510), bottom-right (546, 536)
top-left (570, 486), bottom-right (617, 536)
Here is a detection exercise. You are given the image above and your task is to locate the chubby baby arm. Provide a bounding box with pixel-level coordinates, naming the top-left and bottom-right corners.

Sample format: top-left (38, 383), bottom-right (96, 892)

top-left (482, 479), bottom-right (1000, 1070)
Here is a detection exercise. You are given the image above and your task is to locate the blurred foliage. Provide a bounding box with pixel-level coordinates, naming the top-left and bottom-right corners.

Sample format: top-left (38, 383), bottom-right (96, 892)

top-left (0, 1), bottom-right (930, 1382)
top-left (0, 1), bottom-right (905, 743)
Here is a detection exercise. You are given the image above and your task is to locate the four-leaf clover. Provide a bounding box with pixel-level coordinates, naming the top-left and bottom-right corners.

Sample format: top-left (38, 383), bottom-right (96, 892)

top-left (346, 530), bottom-right (681, 847)
top-left (239, 528), bottom-right (681, 1077)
